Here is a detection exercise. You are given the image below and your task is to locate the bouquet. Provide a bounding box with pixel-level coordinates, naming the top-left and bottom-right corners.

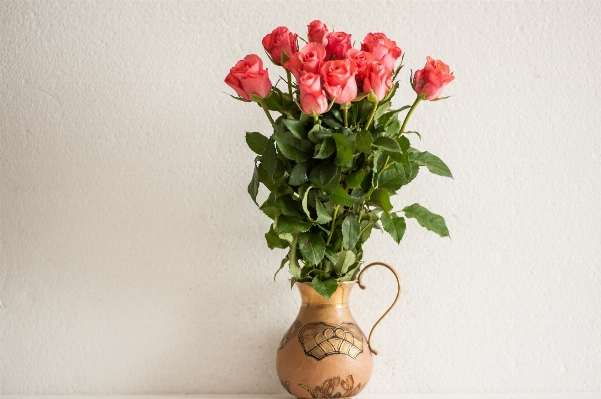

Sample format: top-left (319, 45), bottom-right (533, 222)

top-left (225, 21), bottom-right (454, 299)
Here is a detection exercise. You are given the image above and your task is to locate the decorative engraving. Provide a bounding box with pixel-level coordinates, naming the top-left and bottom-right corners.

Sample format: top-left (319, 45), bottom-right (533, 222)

top-left (299, 374), bottom-right (364, 398)
top-left (279, 320), bottom-right (301, 350)
top-left (280, 380), bottom-right (291, 394)
top-left (298, 322), bottom-right (364, 360)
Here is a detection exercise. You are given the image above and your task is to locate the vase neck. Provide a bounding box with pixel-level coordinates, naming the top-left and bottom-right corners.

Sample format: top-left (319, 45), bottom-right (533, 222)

top-left (296, 281), bottom-right (356, 308)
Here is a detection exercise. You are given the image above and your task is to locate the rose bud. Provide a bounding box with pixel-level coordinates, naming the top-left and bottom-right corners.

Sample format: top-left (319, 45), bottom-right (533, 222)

top-left (412, 56), bottom-right (455, 100)
top-left (224, 54), bottom-right (272, 100)
top-left (361, 32), bottom-right (402, 72)
top-left (320, 59), bottom-right (358, 104)
top-left (298, 72), bottom-right (328, 115)
top-left (307, 20), bottom-right (328, 45)
top-left (262, 26), bottom-right (298, 65)
top-left (325, 31), bottom-right (352, 61)
top-left (363, 60), bottom-right (393, 102)
top-left (284, 42), bottom-right (326, 81)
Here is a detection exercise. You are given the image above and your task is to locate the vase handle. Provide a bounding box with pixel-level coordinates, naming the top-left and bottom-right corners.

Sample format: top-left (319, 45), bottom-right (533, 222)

top-left (357, 262), bottom-right (401, 355)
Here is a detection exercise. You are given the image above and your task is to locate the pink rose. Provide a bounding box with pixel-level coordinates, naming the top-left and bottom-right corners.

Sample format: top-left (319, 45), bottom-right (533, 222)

top-left (298, 72), bottom-right (328, 115)
top-left (347, 49), bottom-right (375, 87)
top-left (307, 20), bottom-right (328, 45)
top-left (363, 60), bottom-right (393, 102)
top-left (262, 26), bottom-right (298, 65)
top-left (320, 59), bottom-right (357, 104)
top-left (325, 31), bottom-right (352, 61)
top-left (284, 42), bottom-right (326, 81)
top-left (361, 32), bottom-right (402, 72)
top-left (412, 56), bottom-right (455, 100)
top-left (224, 54), bottom-right (272, 100)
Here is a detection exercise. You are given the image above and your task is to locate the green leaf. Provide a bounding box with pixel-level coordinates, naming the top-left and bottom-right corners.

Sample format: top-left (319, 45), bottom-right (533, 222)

top-left (329, 186), bottom-right (360, 207)
top-left (245, 132), bottom-right (269, 155)
top-left (367, 188), bottom-right (392, 213)
top-left (385, 119), bottom-right (400, 137)
top-left (312, 276), bottom-right (338, 300)
top-left (289, 162), bottom-right (309, 186)
top-left (410, 151), bottom-right (453, 178)
top-left (262, 138), bottom-right (284, 181)
top-left (380, 213), bottom-right (406, 244)
top-left (378, 164), bottom-right (408, 192)
top-left (314, 137), bottom-right (336, 159)
top-left (342, 214), bottom-right (360, 250)
top-left (309, 160), bottom-right (338, 188)
top-left (248, 163), bottom-right (260, 205)
top-left (313, 127), bottom-right (333, 140)
top-left (346, 170), bottom-right (364, 189)
top-left (290, 277), bottom-right (297, 288)
top-left (274, 257), bottom-right (288, 280)
top-left (373, 150), bottom-right (387, 173)
top-left (333, 250), bottom-right (356, 275)
top-left (276, 194), bottom-right (306, 219)
top-left (403, 203), bottom-right (450, 237)
top-left (265, 225), bottom-right (288, 249)
top-left (372, 136), bottom-right (401, 153)
top-left (278, 215), bottom-right (312, 234)
top-left (374, 101), bottom-right (391, 121)
top-left (260, 194), bottom-right (279, 219)
top-left (298, 232), bottom-right (326, 265)
top-left (322, 114), bottom-right (343, 129)
top-left (321, 168), bottom-right (341, 195)
top-left (314, 199), bottom-right (332, 224)
top-left (283, 119), bottom-right (307, 140)
top-left (274, 131), bottom-right (311, 162)
top-left (288, 234), bottom-right (301, 278)
top-left (263, 91), bottom-right (282, 112)
top-left (332, 133), bottom-right (355, 166)
top-left (355, 130), bottom-right (372, 154)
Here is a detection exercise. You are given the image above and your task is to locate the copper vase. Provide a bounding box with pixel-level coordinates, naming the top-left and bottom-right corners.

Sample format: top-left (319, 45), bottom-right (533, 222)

top-left (276, 262), bottom-right (401, 399)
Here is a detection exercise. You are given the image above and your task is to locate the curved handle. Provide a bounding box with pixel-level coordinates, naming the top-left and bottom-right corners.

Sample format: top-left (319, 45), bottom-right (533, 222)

top-left (357, 262), bottom-right (401, 355)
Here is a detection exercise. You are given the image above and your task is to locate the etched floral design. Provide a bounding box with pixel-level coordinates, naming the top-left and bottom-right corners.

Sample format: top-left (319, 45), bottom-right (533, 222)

top-left (299, 374), bottom-right (364, 398)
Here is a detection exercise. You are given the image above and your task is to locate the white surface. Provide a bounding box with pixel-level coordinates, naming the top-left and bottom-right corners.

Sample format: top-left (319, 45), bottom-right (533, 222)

top-left (2, 396), bottom-right (601, 399)
top-left (1, 0), bottom-right (601, 395)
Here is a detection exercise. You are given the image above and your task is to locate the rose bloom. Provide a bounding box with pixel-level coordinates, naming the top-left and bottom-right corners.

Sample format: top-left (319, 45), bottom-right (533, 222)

top-left (320, 59), bottom-right (357, 104)
top-left (298, 72), bottom-right (328, 115)
top-left (412, 56), bottom-right (455, 100)
top-left (325, 31), bottom-right (352, 61)
top-left (307, 20), bottom-right (328, 45)
top-left (224, 54), bottom-right (272, 100)
top-left (363, 60), bottom-right (393, 102)
top-left (262, 26), bottom-right (298, 65)
top-left (347, 49), bottom-right (375, 87)
top-left (284, 42), bottom-right (326, 81)
top-left (361, 32), bottom-right (402, 72)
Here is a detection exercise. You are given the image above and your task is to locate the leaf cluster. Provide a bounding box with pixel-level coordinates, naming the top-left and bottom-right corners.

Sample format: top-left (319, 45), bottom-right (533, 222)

top-left (245, 82), bottom-right (452, 299)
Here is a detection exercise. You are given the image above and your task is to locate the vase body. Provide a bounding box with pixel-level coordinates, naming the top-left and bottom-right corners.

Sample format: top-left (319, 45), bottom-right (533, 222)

top-left (276, 281), bottom-right (373, 399)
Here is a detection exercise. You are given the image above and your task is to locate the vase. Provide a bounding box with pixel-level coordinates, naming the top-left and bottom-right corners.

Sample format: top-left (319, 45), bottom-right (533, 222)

top-left (276, 262), bottom-right (401, 399)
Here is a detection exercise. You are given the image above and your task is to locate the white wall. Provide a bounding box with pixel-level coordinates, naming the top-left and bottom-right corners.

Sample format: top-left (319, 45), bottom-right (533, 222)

top-left (1, 0), bottom-right (600, 394)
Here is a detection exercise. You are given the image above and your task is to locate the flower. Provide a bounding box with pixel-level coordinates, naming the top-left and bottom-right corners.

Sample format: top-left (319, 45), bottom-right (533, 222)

top-left (307, 20), bottom-right (328, 45)
top-left (262, 26), bottom-right (298, 65)
top-left (325, 31), bottom-right (352, 61)
top-left (363, 60), bottom-right (393, 101)
top-left (284, 42), bottom-right (326, 81)
top-left (224, 54), bottom-right (272, 100)
top-left (320, 59), bottom-right (358, 104)
top-left (298, 72), bottom-right (329, 115)
top-left (412, 56), bottom-right (454, 100)
top-left (347, 49), bottom-right (375, 87)
top-left (361, 32), bottom-right (402, 72)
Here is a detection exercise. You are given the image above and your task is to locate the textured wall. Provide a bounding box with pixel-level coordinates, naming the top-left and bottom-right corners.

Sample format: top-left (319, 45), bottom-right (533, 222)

top-left (1, 0), bottom-right (600, 394)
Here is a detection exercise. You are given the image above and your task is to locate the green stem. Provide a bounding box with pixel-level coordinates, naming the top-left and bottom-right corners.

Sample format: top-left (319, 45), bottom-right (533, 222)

top-left (326, 205), bottom-right (340, 245)
top-left (364, 102), bottom-right (378, 131)
top-left (343, 106), bottom-right (348, 128)
top-left (286, 69), bottom-right (293, 99)
top-left (399, 95), bottom-right (423, 134)
top-left (261, 103), bottom-right (275, 127)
